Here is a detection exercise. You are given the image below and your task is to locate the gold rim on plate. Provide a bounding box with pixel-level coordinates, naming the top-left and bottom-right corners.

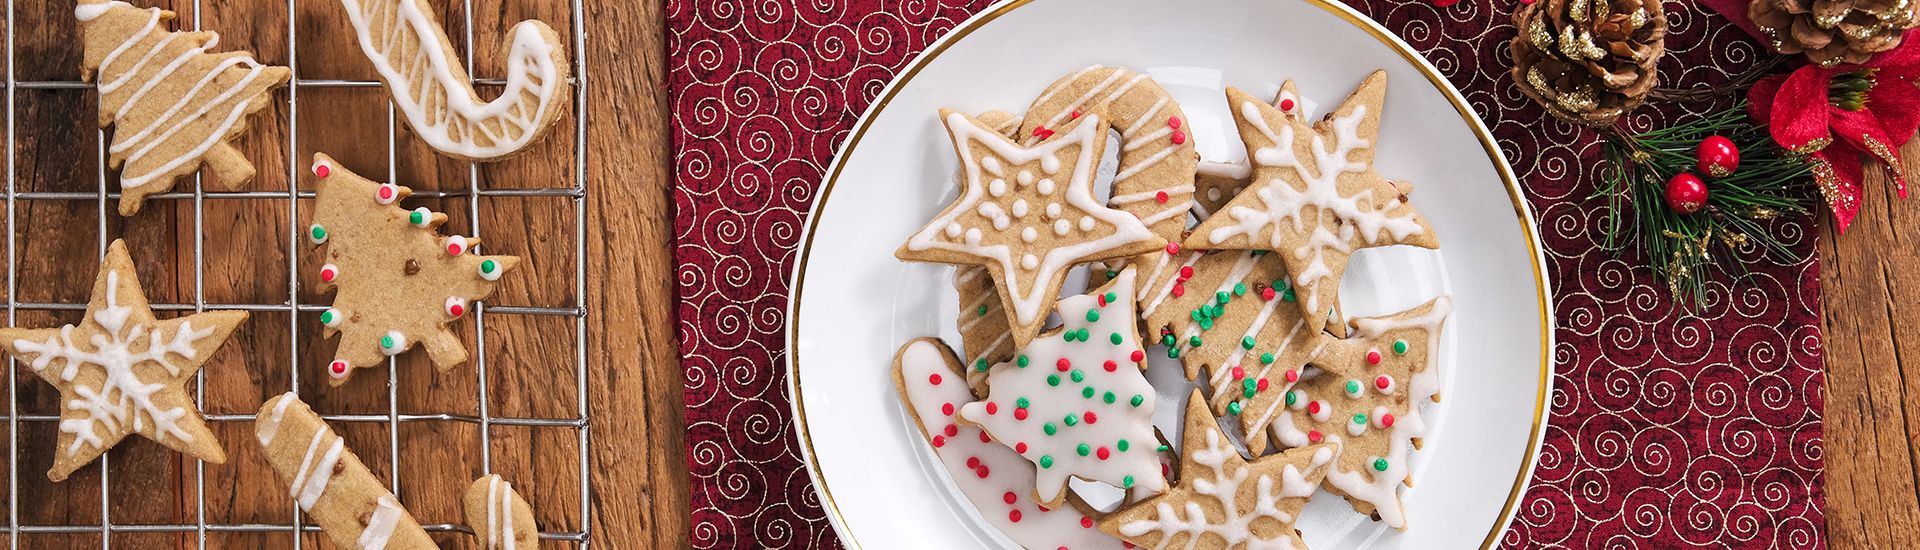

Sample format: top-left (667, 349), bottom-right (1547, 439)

top-left (785, 0), bottom-right (1553, 547)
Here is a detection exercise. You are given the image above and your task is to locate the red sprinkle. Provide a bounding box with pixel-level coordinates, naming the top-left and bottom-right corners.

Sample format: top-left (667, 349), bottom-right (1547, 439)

top-left (967, 457), bottom-right (981, 469)
top-left (1014, 408), bottom-right (1029, 420)
top-left (944, 424), bottom-right (959, 437)
top-left (1009, 510), bottom-right (1023, 523)
top-left (1231, 366), bottom-right (1245, 380)
top-left (1172, 283), bottom-right (1186, 298)
top-left (1155, 191), bottom-right (1170, 203)
top-left (1171, 130), bottom-right (1186, 145)
top-left (1103, 360), bottom-right (1118, 372)
top-left (1307, 401), bottom-right (1322, 415)
top-left (1382, 413), bottom-right (1396, 427)
top-left (942, 403), bottom-right (955, 416)
top-left (1257, 378), bottom-right (1270, 391)
top-left (1097, 294), bottom-right (1108, 307)
top-left (1366, 350), bottom-right (1382, 365)
top-left (1130, 349), bottom-right (1145, 363)
top-left (1308, 430), bottom-right (1323, 443)
top-left (1166, 242), bottom-right (1180, 254)
top-left (313, 164), bottom-right (331, 178)
top-left (1083, 411), bottom-right (1097, 424)
top-left (1015, 442), bottom-right (1029, 454)
top-left (1096, 447), bottom-right (1111, 460)
top-left (329, 361), bottom-right (347, 374)
top-left (979, 431), bottom-right (991, 443)
top-left (1179, 266), bottom-right (1194, 280)
top-left (932, 435), bottom-right (946, 448)
top-left (1081, 517), bottom-right (1095, 529)
top-left (1376, 375), bottom-right (1392, 389)
top-left (930, 373), bottom-right (943, 385)
top-left (1280, 98), bottom-right (1296, 111)
top-left (1262, 288), bottom-right (1277, 301)
top-left (985, 402), bottom-right (999, 415)
top-left (1004, 492), bottom-right (1018, 505)
top-left (1167, 116), bottom-right (1182, 129)
top-left (975, 465), bottom-right (990, 478)
top-left (1286, 369), bottom-right (1300, 383)
top-left (1056, 358), bottom-right (1071, 371)
top-left (1071, 110), bottom-right (1081, 119)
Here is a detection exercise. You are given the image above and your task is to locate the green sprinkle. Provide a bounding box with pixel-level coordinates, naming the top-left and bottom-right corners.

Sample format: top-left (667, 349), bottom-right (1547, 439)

top-left (1111, 332), bottom-right (1124, 345)
top-left (1373, 458), bottom-right (1388, 472)
top-left (975, 358), bottom-right (988, 372)
top-left (1353, 413), bottom-right (1368, 425)
top-left (1106, 271), bottom-right (1118, 279)
top-left (320, 310), bottom-right (336, 325)
top-left (1346, 380), bottom-right (1362, 395)
top-left (1253, 250), bottom-right (1268, 256)
top-left (1064, 414), bottom-right (1079, 427)
top-left (1017, 355), bottom-right (1030, 368)
top-left (1233, 283), bottom-right (1247, 296)
top-left (1047, 374), bottom-right (1061, 386)
top-left (380, 334), bottom-right (396, 349)
top-left (1191, 310), bottom-right (1205, 322)
top-left (1117, 439), bottom-right (1131, 452)
top-left (1130, 395), bottom-right (1145, 407)
top-left (1243, 379), bottom-right (1257, 398)
top-left (1104, 292), bottom-right (1117, 304)
top-left (1041, 455), bottom-right (1054, 468)
top-left (1161, 334), bottom-right (1176, 346)
top-left (1394, 339), bottom-right (1409, 355)
top-left (1168, 347), bottom-right (1180, 359)
top-left (1241, 336), bottom-right (1256, 350)
top-left (308, 225), bottom-right (328, 241)
top-left (1189, 336), bottom-right (1203, 348)
top-left (1285, 391), bottom-right (1298, 406)
top-left (1082, 387), bottom-right (1095, 398)
top-left (1103, 391), bottom-right (1116, 404)
top-left (1086, 309), bottom-right (1101, 322)
top-left (1199, 319), bottom-right (1214, 331)
top-left (978, 304), bottom-right (988, 316)
top-left (1063, 331), bottom-right (1078, 342)
top-left (1283, 289), bottom-right (1296, 302)
top-left (1077, 444), bottom-right (1090, 456)
top-left (1273, 278), bottom-right (1288, 290)
top-left (1075, 329), bottom-right (1090, 341)
top-left (1227, 401), bottom-right (1243, 415)
top-left (409, 210), bottom-right (426, 225)
top-left (1211, 304), bottom-right (1225, 317)
top-left (1260, 352), bottom-right (1275, 364)
top-left (480, 259), bottom-right (499, 273)
top-left (1215, 291), bottom-right (1229, 305)
top-left (1044, 423), bottom-right (1058, 436)
top-left (1157, 445), bottom-right (1170, 452)
top-left (1123, 475), bottom-right (1135, 489)
top-left (1070, 370), bottom-right (1085, 383)
top-left (1017, 397), bottom-right (1030, 408)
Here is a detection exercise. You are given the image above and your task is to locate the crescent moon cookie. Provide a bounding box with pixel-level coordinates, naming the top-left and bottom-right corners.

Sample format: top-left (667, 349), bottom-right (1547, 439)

top-left (1018, 66), bottom-right (1198, 241)
top-left (894, 337), bottom-right (1130, 550)
top-left (75, 0), bottom-right (292, 216)
top-left (1185, 72), bottom-right (1438, 338)
top-left (956, 267), bottom-right (1167, 508)
top-left (255, 393), bottom-right (437, 550)
top-left (337, 0), bottom-right (572, 161)
top-left (1100, 390), bottom-right (1333, 550)
top-left (0, 239), bottom-right (247, 481)
top-left (953, 110), bottom-right (1027, 392)
top-left (308, 154), bottom-right (520, 384)
top-left (465, 475), bottom-right (540, 549)
top-left (1264, 296), bottom-right (1451, 530)
top-left (899, 110), bottom-right (1165, 350)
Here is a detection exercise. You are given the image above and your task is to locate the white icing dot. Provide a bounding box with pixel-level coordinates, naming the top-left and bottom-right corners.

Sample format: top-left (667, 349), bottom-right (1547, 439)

top-left (977, 202), bottom-right (1003, 219)
top-left (1078, 216), bottom-right (1095, 231)
top-left (1347, 418), bottom-right (1368, 436)
top-left (1041, 155), bottom-right (1061, 174)
top-left (1011, 199), bottom-right (1029, 218)
top-left (1053, 219), bottom-right (1071, 236)
top-left (1036, 179), bottom-right (1056, 195)
top-left (981, 157), bottom-right (1003, 175)
top-left (1021, 254), bottom-right (1039, 270)
top-left (992, 215), bottom-right (1010, 231)
top-left (944, 223), bottom-right (962, 238)
top-left (1021, 227), bottom-right (1037, 243)
top-left (1017, 170), bottom-right (1035, 186)
top-left (1207, 188), bottom-right (1222, 201)
top-left (989, 178), bottom-right (1008, 197)
top-left (1045, 202), bottom-right (1062, 218)
top-left (964, 228), bottom-right (982, 245)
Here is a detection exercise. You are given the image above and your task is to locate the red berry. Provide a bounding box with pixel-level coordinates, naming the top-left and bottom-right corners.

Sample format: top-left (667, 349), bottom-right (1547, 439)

top-left (1376, 376), bottom-right (1392, 389)
top-left (976, 465), bottom-right (990, 478)
top-left (1257, 378), bottom-right (1270, 391)
top-left (1307, 401), bottom-right (1321, 414)
top-left (1381, 413), bottom-right (1396, 427)
top-left (1285, 369), bottom-right (1299, 383)
top-left (1081, 517), bottom-right (1095, 528)
top-left (1167, 116), bottom-right (1182, 129)
top-left (1696, 135), bottom-right (1740, 178)
top-left (1171, 283), bottom-right (1186, 298)
top-left (1070, 110), bottom-right (1081, 119)
top-left (1262, 287), bottom-right (1276, 301)
top-left (1664, 173), bottom-right (1708, 214)
top-left (1308, 430), bottom-right (1323, 442)
top-left (1231, 366), bottom-right (1245, 380)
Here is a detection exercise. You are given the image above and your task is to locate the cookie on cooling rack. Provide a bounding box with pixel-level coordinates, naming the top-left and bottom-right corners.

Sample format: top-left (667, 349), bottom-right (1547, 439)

top-left (255, 393), bottom-right (436, 550)
top-left (464, 474), bottom-right (540, 549)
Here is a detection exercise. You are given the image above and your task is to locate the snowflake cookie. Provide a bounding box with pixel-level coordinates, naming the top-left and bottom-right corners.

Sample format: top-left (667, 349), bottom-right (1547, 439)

top-left (958, 267), bottom-right (1168, 508)
top-left (1185, 72), bottom-right (1438, 338)
top-left (0, 239), bottom-right (247, 481)
top-left (1266, 296), bottom-right (1451, 530)
top-left (1101, 390), bottom-right (1333, 550)
top-left (894, 337), bottom-right (1129, 550)
top-left (308, 153), bottom-right (520, 385)
top-left (899, 109), bottom-right (1164, 350)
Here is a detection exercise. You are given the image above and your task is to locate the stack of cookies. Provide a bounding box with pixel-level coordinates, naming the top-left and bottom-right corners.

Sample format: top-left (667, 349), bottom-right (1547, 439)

top-left (892, 65), bottom-right (1454, 549)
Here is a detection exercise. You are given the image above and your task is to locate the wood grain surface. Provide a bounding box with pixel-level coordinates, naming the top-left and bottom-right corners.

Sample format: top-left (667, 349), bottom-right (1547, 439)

top-left (1, 0), bottom-right (686, 548)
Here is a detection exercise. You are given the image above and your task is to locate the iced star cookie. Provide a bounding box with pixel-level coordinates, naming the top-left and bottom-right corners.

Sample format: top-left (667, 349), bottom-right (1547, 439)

top-left (900, 110), bottom-right (1164, 350)
top-left (1101, 390), bottom-right (1332, 550)
top-left (75, 0), bottom-right (292, 216)
top-left (465, 475), bottom-right (540, 549)
top-left (1185, 72), bottom-right (1438, 337)
top-left (957, 267), bottom-right (1166, 507)
top-left (0, 239), bottom-right (246, 481)
top-left (1134, 247), bottom-right (1324, 454)
top-left (1018, 66), bottom-right (1197, 239)
top-left (1192, 85), bottom-right (1299, 220)
top-left (954, 110), bottom-right (1026, 391)
top-left (308, 153), bottom-right (520, 384)
top-left (1265, 296), bottom-right (1450, 530)
top-left (337, 0), bottom-right (571, 161)
top-left (255, 393), bottom-right (436, 549)
top-left (895, 337), bottom-right (1129, 550)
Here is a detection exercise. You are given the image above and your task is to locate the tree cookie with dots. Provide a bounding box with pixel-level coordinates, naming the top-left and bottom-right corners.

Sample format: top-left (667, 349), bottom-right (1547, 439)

top-left (899, 109), bottom-right (1165, 350)
top-left (894, 337), bottom-right (1130, 550)
top-left (307, 153), bottom-right (520, 384)
top-left (0, 239), bottom-right (247, 481)
top-left (464, 474), bottom-right (540, 549)
top-left (337, 0), bottom-right (571, 161)
top-left (952, 110), bottom-right (1026, 392)
top-left (75, 0), bottom-right (292, 216)
top-left (1100, 390), bottom-right (1333, 550)
top-left (956, 267), bottom-right (1167, 508)
top-left (1017, 66), bottom-right (1198, 245)
top-left (1264, 296), bottom-right (1451, 530)
top-left (1185, 72), bottom-right (1438, 338)
top-left (254, 393), bottom-right (437, 550)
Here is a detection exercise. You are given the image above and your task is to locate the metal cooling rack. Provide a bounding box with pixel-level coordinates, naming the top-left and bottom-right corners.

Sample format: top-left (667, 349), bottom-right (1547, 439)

top-left (2, 0), bottom-right (593, 547)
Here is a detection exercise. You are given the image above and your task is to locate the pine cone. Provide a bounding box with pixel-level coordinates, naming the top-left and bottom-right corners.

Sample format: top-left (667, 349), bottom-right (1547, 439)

top-left (1510, 0), bottom-right (1667, 126)
top-left (1752, 0), bottom-right (1919, 67)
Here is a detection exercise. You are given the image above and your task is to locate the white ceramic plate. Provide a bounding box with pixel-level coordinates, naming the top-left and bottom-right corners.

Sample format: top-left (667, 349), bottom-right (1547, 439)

top-left (788, 0), bottom-right (1552, 547)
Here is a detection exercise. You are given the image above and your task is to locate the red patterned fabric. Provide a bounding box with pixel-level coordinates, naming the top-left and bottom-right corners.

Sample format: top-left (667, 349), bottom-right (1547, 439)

top-left (667, 1), bottom-right (1826, 548)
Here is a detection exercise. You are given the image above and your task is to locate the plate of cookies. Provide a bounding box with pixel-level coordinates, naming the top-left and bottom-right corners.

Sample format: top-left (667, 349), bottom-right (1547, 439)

top-left (788, 0), bottom-right (1552, 548)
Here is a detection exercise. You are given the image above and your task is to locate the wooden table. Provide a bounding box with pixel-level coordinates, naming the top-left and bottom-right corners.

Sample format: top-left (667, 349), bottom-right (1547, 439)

top-left (4, 0), bottom-right (685, 548)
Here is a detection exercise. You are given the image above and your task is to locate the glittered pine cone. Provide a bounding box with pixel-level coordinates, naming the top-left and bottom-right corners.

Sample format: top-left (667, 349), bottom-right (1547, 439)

top-left (1752, 0), bottom-right (1919, 67)
top-left (1510, 0), bottom-right (1667, 127)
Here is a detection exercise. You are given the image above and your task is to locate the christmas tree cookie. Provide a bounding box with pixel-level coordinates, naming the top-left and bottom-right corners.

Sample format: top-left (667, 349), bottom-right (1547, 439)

top-left (1265, 296), bottom-right (1451, 530)
top-left (1101, 390), bottom-right (1332, 549)
top-left (0, 239), bottom-right (247, 481)
top-left (1017, 66), bottom-right (1198, 240)
top-left (957, 267), bottom-right (1167, 507)
top-left (255, 393), bottom-right (437, 549)
top-left (899, 110), bottom-right (1164, 350)
top-left (308, 153), bottom-right (520, 384)
top-left (75, 0), bottom-right (292, 216)
top-left (894, 337), bottom-right (1129, 550)
top-left (1185, 72), bottom-right (1437, 337)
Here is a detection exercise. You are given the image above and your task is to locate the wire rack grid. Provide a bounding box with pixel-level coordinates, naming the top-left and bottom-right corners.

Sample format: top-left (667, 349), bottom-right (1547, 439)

top-left (1, 0), bottom-right (593, 547)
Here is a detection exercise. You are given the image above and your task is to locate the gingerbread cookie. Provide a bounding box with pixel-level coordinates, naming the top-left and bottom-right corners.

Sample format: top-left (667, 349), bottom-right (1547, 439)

top-left (1185, 72), bottom-right (1438, 337)
top-left (75, 0), bottom-right (292, 215)
top-left (0, 239), bottom-right (246, 481)
top-left (895, 337), bottom-right (1128, 549)
top-left (1018, 66), bottom-right (1197, 238)
top-left (957, 267), bottom-right (1166, 507)
top-left (337, 0), bottom-right (571, 161)
top-left (465, 475), bottom-right (539, 549)
top-left (255, 393), bottom-right (436, 549)
top-left (1264, 296), bottom-right (1451, 530)
top-left (308, 153), bottom-right (520, 384)
top-left (1192, 84), bottom-right (1301, 220)
top-left (1100, 390), bottom-right (1332, 549)
top-left (900, 110), bottom-right (1163, 349)
top-left (953, 110), bottom-right (1025, 391)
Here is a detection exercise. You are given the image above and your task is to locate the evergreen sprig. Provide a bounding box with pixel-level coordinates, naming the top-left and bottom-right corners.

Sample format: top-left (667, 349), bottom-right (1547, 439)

top-left (1597, 104), bottom-right (1814, 309)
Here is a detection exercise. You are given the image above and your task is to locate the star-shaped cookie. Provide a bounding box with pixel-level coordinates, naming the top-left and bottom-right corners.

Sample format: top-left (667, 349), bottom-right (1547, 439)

top-left (900, 109), bottom-right (1164, 348)
top-left (0, 239), bottom-right (246, 481)
top-left (1185, 71), bottom-right (1437, 337)
top-left (1100, 390), bottom-right (1332, 549)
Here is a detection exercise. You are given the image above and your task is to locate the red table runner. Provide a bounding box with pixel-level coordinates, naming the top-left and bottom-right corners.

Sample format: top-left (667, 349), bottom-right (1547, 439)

top-left (668, 1), bottom-right (1827, 547)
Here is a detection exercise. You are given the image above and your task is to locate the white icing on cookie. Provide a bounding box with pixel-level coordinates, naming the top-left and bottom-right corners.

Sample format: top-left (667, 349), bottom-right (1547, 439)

top-left (486, 476), bottom-right (518, 549)
top-left (897, 339), bottom-right (1127, 550)
top-left (289, 428), bottom-right (345, 511)
top-left (356, 495), bottom-right (406, 550)
top-left (958, 268), bottom-right (1165, 504)
top-left (1115, 401), bottom-right (1331, 549)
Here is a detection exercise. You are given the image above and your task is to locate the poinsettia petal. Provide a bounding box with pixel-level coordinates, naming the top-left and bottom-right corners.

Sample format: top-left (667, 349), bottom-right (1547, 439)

top-left (1769, 67), bottom-right (1835, 151)
top-left (1869, 79), bottom-right (1920, 147)
top-left (1811, 151), bottom-right (1865, 233)
top-left (1866, 30), bottom-right (1920, 77)
top-left (1830, 108), bottom-right (1908, 195)
top-left (1749, 74), bottom-right (1787, 126)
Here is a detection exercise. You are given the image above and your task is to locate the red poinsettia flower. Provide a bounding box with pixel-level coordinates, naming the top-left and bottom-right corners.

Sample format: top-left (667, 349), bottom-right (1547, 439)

top-left (1749, 31), bottom-right (1920, 233)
